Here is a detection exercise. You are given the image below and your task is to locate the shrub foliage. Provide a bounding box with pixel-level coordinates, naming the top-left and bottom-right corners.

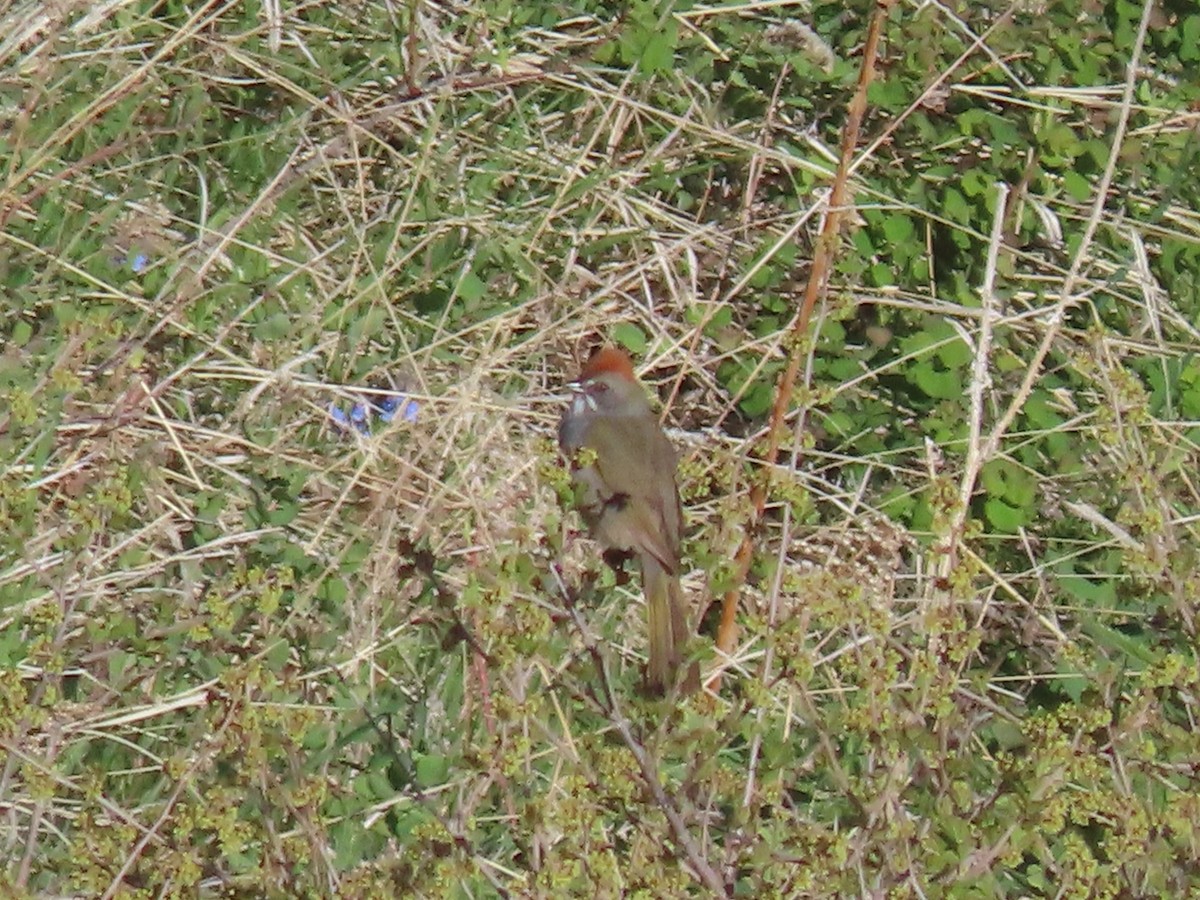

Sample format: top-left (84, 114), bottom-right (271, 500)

top-left (1, 0), bottom-right (1198, 895)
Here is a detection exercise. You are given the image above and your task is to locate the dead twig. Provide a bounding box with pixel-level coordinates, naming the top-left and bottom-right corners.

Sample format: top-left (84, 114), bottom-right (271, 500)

top-left (711, 0), bottom-right (899, 684)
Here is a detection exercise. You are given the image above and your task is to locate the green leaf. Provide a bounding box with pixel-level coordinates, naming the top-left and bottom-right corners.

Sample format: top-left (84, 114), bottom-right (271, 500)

top-left (851, 228), bottom-right (875, 257)
top-left (943, 187), bottom-right (970, 224)
top-left (882, 213), bottom-right (915, 244)
top-left (986, 113), bottom-right (1019, 147)
top-left (740, 379), bottom-right (773, 418)
top-left (612, 322), bottom-right (648, 354)
top-left (1052, 668), bottom-right (1087, 703)
top-left (640, 32), bottom-right (674, 74)
top-left (267, 502), bottom-right (299, 526)
top-left (961, 169), bottom-right (989, 198)
top-left (457, 270), bottom-right (486, 303)
top-left (867, 79), bottom-right (909, 112)
top-left (910, 363), bottom-right (960, 399)
top-left (1183, 16), bottom-right (1200, 61)
top-left (415, 753), bottom-right (450, 788)
top-left (10, 320), bottom-right (32, 346)
top-left (936, 335), bottom-right (971, 369)
top-left (1080, 618), bottom-right (1156, 666)
top-left (1062, 170), bottom-right (1091, 202)
top-left (1056, 569), bottom-right (1117, 606)
top-left (868, 262), bottom-right (893, 286)
top-left (984, 496), bottom-right (1026, 532)
top-left (321, 577), bottom-right (348, 605)
top-left (389, 802), bottom-right (433, 841)
top-left (253, 312), bottom-right (291, 341)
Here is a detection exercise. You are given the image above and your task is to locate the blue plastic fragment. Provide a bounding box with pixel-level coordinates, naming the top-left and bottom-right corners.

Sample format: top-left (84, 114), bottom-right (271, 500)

top-left (376, 396), bottom-right (400, 422)
top-left (327, 403), bottom-right (351, 427)
top-left (111, 251), bottom-right (151, 273)
top-left (376, 394), bottom-right (419, 424)
top-left (328, 390), bottom-right (417, 436)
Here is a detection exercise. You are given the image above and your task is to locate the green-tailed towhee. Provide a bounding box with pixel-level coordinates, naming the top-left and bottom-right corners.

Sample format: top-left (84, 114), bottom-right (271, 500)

top-left (558, 346), bottom-right (691, 695)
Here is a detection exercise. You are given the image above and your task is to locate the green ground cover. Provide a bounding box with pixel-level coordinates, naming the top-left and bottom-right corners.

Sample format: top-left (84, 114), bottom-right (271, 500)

top-left (1, 0), bottom-right (1199, 895)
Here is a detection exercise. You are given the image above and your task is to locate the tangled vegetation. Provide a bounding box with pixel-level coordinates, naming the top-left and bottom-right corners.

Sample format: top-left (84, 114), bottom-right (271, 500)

top-left (1, 0), bottom-right (1198, 896)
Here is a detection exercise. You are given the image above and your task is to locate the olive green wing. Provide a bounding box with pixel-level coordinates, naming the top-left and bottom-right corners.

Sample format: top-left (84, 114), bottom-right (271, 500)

top-left (581, 415), bottom-right (682, 571)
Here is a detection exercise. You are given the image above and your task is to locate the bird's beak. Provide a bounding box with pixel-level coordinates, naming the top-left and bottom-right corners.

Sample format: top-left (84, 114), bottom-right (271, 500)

top-left (563, 380), bottom-right (597, 410)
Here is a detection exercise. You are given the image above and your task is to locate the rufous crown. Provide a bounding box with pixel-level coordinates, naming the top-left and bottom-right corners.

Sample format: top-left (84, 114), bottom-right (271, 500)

top-left (579, 346), bottom-right (637, 382)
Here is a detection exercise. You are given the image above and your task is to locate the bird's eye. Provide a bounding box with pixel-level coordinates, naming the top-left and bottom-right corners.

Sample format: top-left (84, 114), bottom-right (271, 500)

top-left (592, 382), bottom-right (609, 394)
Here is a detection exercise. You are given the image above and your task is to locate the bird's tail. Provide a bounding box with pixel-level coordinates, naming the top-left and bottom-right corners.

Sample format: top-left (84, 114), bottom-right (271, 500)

top-left (642, 556), bottom-right (696, 696)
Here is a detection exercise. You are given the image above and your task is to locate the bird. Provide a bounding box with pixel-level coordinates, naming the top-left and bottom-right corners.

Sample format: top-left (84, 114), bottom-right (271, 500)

top-left (558, 346), bottom-right (692, 695)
